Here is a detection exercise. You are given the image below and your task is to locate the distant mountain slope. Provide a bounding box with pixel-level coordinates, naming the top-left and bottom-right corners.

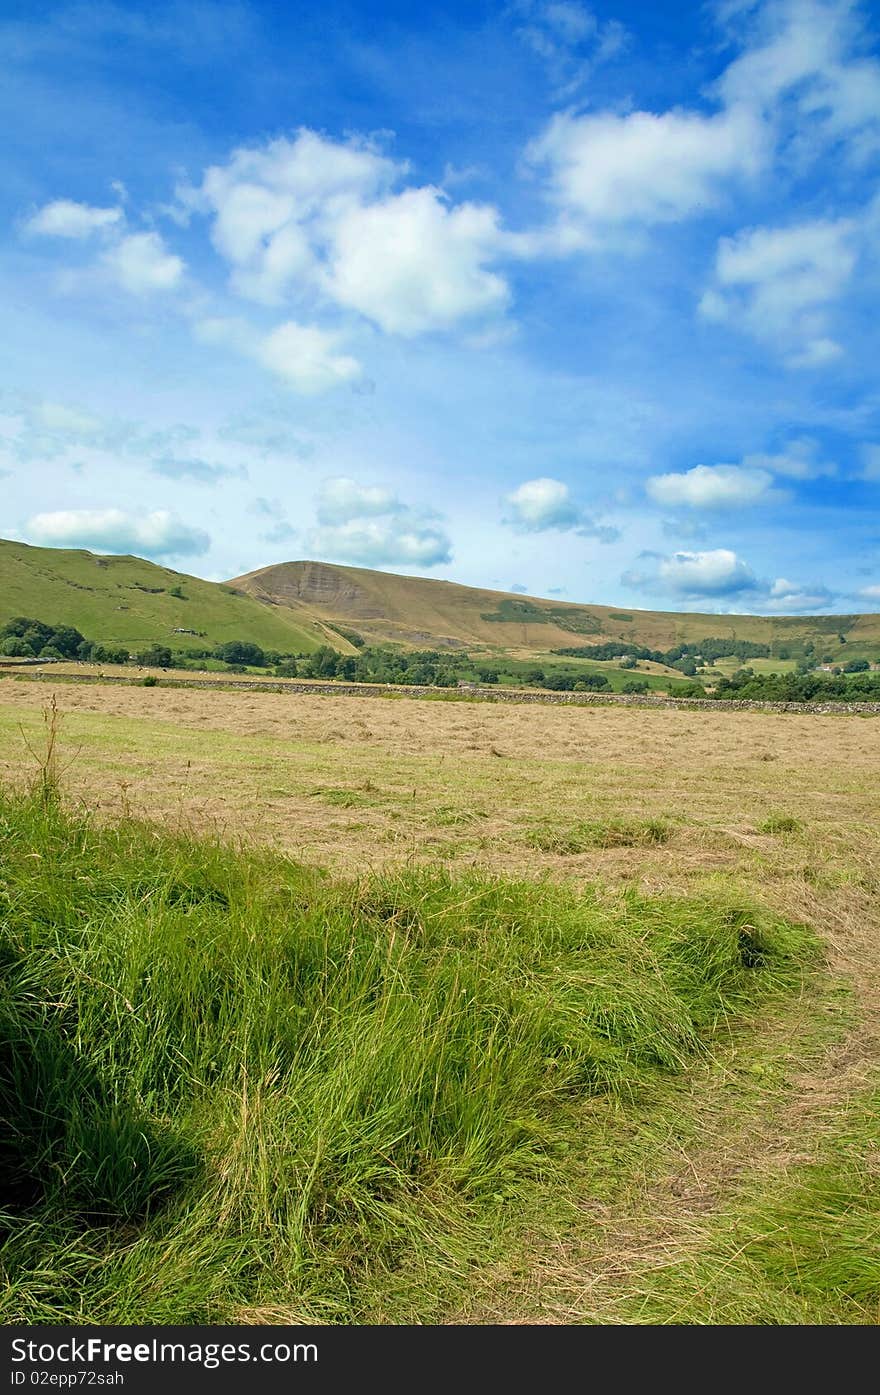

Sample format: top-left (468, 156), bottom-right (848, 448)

top-left (0, 540), bottom-right (330, 653)
top-left (228, 558), bottom-right (880, 655)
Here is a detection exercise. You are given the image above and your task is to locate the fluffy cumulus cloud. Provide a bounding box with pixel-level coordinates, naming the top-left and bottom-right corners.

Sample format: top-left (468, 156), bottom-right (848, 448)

top-left (315, 477), bottom-right (401, 525)
top-left (326, 189), bottom-right (509, 336)
top-left (651, 439), bottom-right (837, 513)
top-left (256, 321), bottom-right (362, 393)
top-left (646, 463), bottom-right (776, 509)
top-left (24, 197), bottom-right (184, 295)
top-left (306, 475), bottom-right (452, 568)
top-left (196, 315), bottom-right (362, 395)
top-left (623, 547), bottom-right (836, 612)
top-left (717, 0), bottom-right (880, 161)
top-left (524, 0), bottom-right (880, 289)
top-left (503, 477), bottom-right (618, 539)
top-left (658, 548), bottom-right (757, 597)
top-left (308, 518), bottom-right (452, 568)
top-left (182, 129), bottom-right (512, 335)
top-left (623, 548), bottom-right (758, 600)
top-left (101, 232), bottom-right (184, 294)
top-left (699, 217), bottom-right (856, 367)
top-left (25, 508), bottom-right (210, 559)
top-left (762, 577), bottom-right (835, 612)
top-left (527, 106), bottom-right (765, 228)
top-left (24, 199), bottom-right (123, 238)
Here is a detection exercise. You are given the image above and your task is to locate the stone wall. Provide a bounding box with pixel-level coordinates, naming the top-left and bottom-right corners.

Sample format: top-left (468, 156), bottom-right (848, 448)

top-left (13, 669), bottom-right (880, 715)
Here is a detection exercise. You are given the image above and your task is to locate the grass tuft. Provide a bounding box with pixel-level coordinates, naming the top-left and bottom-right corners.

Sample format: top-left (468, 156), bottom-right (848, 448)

top-left (526, 817), bottom-right (672, 854)
top-left (759, 813), bottom-right (803, 836)
top-left (0, 790), bottom-right (817, 1323)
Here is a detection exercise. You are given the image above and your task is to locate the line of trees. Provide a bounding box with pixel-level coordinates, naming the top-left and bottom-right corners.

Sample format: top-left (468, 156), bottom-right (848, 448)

top-left (552, 637), bottom-right (778, 668)
top-left (711, 670), bottom-right (880, 701)
top-left (0, 617), bottom-right (129, 664)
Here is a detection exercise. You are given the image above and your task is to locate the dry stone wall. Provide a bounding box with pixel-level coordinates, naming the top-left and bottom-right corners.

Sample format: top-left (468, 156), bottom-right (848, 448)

top-left (14, 670), bottom-right (880, 715)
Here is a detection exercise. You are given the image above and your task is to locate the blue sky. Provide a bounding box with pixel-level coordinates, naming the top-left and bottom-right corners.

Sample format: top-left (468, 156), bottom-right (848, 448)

top-left (2, 0), bottom-right (879, 613)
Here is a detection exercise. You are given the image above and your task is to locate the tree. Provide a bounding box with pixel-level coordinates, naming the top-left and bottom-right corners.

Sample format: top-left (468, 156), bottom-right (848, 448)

top-left (214, 640), bottom-right (266, 668)
top-left (137, 645), bottom-right (172, 667)
top-left (0, 637), bottom-right (33, 657)
top-left (47, 626), bottom-right (86, 658)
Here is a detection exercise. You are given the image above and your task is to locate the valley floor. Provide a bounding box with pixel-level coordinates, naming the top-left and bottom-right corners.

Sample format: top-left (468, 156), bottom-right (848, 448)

top-left (1, 677), bottom-right (878, 1323)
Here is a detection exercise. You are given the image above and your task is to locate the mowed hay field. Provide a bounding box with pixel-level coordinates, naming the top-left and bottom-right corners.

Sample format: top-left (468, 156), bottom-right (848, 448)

top-left (0, 677), bottom-right (877, 890)
top-left (1, 676), bottom-right (879, 1324)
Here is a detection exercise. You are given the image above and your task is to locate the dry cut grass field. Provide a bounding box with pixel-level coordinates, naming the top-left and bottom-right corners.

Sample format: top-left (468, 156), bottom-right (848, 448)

top-left (1, 676), bottom-right (878, 1322)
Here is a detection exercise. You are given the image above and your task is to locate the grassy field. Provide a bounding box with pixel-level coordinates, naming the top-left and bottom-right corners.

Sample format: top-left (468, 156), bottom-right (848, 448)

top-left (0, 539), bottom-right (330, 654)
top-left (1, 678), bottom-right (878, 1324)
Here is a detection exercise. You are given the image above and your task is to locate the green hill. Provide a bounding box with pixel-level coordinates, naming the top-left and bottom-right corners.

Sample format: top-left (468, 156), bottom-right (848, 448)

top-left (0, 540), bottom-right (331, 655)
top-left (3, 541), bottom-right (877, 668)
top-left (229, 559), bottom-right (880, 659)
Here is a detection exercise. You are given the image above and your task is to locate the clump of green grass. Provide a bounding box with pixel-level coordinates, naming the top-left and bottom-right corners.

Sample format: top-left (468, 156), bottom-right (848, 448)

top-left (309, 785), bottom-right (374, 809)
top-left (614, 1091), bottom-right (880, 1324)
top-left (759, 813), bottom-right (803, 836)
top-left (433, 805), bottom-right (488, 827)
top-left (0, 791), bottom-right (816, 1324)
top-left (527, 817), bottom-right (672, 854)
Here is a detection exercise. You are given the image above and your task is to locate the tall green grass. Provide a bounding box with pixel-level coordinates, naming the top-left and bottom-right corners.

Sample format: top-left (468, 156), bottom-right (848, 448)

top-left (614, 1091), bottom-right (880, 1324)
top-left (0, 791), bottom-right (817, 1323)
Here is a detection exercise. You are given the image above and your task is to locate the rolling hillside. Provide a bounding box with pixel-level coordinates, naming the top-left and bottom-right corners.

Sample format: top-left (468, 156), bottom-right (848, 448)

top-left (229, 559), bottom-right (880, 657)
top-left (0, 540), bottom-right (332, 654)
top-left (3, 540), bottom-right (878, 664)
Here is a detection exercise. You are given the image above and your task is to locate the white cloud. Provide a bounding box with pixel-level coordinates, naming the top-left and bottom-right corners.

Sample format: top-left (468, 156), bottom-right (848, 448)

top-left (257, 321), bottom-right (362, 394)
top-left (744, 437), bottom-right (837, 479)
top-left (526, 104), bottom-right (766, 226)
top-left (659, 548), bottom-right (757, 597)
top-left (194, 316), bottom-right (363, 395)
top-left (718, 0), bottom-right (880, 161)
top-left (763, 577), bottom-right (835, 612)
top-left (182, 128), bottom-right (512, 335)
top-left (25, 199), bottom-right (123, 238)
top-left (26, 508), bottom-right (210, 559)
top-left (307, 518), bottom-right (452, 568)
top-left (525, 0), bottom-right (880, 252)
top-left (505, 476), bottom-right (580, 529)
top-left (623, 546), bottom-right (839, 611)
top-left (503, 476), bottom-right (618, 538)
top-left (624, 547), bottom-right (757, 599)
top-left (307, 473), bottom-right (453, 567)
top-left (187, 129), bottom-right (396, 303)
top-left (857, 584), bottom-right (880, 601)
top-left (101, 231), bottom-right (184, 294)
top-left (514, 1), bottom-right (628, 97)
top-left (315, 477), bottom-right (401, 524)
top-left (647, 463), bottom-right (776, 509)
top-left (326, 188), bottom-right (509, 336)
top-left (699, 217), bottom-right (856, 366)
